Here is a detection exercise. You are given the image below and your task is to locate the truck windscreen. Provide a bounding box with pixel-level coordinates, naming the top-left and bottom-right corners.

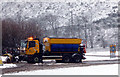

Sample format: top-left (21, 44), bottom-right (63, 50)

top-left (21, 40), bottom-right (27, 48)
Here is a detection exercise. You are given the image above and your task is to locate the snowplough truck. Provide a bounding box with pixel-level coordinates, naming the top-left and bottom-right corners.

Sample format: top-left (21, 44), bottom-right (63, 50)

top-left (6, 37), bottom-right (86, 63)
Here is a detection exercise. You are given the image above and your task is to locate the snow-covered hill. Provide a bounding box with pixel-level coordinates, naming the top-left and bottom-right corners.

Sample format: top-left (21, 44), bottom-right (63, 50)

top-left (1, 0), bottom-right (118, 22)
top-left (1, 0), bottom-right (119, 48)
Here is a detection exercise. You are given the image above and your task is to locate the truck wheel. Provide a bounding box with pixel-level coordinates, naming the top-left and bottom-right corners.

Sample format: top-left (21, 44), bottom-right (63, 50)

top-left (62, 55), bottom-right (71, 63)
top-left (33, 56), bottom-right (40, 63)
top-left (27, 57), bottom-right (34, 63)
top-left (73, 55), bottom-right (82, 63)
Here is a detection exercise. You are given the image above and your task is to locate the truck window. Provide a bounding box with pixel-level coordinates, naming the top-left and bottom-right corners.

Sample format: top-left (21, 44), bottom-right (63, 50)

top-left (29, 41), bottom-right (35, 48)
top-left (21, 40), bottom-right (27, 48)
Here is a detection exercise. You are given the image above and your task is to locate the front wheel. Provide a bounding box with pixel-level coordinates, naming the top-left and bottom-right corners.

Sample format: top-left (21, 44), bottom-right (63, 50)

top-left (33, 56), bottom-right (40, 63)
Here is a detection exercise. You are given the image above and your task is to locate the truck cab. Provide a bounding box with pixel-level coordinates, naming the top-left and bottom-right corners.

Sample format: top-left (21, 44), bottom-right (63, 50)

top-left (19, 37), bottom-right (43, 63)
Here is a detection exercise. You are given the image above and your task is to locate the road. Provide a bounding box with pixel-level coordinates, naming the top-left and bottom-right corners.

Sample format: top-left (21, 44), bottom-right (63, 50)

top-left (2, 57), bottom-right (120, 74)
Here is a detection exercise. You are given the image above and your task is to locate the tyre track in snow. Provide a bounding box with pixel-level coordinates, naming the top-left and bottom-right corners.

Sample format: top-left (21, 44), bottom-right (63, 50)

top-left (2, 59), bottom-right (120, 74)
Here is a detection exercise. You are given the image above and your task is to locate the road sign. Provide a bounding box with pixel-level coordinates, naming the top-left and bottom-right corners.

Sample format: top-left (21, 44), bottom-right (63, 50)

top-left (110, 45), bottom-right (116, 58)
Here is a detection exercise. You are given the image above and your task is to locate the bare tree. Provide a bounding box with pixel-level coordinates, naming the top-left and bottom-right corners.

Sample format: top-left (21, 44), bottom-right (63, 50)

top-left (43, 14), bottom-right (59, 37)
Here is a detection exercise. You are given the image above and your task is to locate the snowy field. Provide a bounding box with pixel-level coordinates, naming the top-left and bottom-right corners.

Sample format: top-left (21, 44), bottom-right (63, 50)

top-left (0, 48), bottom-right (119, 75)
top-left (84, 48), bottom-right (118, 61)
top-left (86, 47), bottom-right (118, 55)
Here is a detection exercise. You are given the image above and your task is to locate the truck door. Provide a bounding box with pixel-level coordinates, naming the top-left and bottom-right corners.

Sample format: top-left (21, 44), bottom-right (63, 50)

top-left (26, 40), bottom-right (39, 55)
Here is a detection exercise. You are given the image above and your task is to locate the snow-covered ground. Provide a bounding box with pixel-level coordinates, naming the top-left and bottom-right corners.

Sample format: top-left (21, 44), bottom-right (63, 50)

top-left (5, 64), bottom-right (118, 75)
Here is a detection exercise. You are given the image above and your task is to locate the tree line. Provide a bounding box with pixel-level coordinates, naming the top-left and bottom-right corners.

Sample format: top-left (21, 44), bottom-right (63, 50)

top-left (2, 18), bottom-right (43, 48)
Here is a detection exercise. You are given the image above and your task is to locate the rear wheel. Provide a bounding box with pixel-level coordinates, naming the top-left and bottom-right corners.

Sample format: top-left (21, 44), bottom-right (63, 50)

top-left (62, 54), bottom-right (72, 63)
top-left (73, 55), bottom-right (82, 63)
